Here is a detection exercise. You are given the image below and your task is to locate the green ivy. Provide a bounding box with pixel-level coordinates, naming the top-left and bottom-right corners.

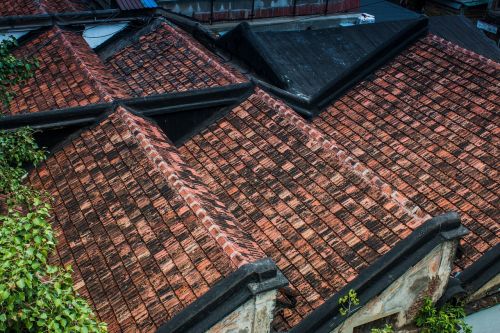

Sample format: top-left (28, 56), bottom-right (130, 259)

top-left (0, 38), bottom-right (106, 332)
top-left (0, 37), bottom-right (38, 107)
top-left (415, 297), bottom-right (472, 333)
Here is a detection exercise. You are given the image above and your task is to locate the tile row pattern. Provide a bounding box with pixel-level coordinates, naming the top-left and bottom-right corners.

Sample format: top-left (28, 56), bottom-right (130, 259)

top-left (1, 27), bottom-right (128, 115)
top-left (107, 22), bottom-right (245, 97)
top-left (179, 89), bottom-right (424, 330)
top-left (28, 107), bottom-right (259, 332)
top-left (313, 34), bottom-right (499, 269)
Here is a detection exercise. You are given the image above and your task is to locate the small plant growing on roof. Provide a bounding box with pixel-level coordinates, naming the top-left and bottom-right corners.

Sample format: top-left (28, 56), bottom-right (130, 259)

top-left (415, 297), bottom-right (472, 333)
top-left (339, 289), bottom-right (360, 316)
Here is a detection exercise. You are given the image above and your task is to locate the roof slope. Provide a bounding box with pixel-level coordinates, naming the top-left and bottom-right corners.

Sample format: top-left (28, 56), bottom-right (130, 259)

top-left (313, 34), bottom-right (499, 269)
top-left (1, 27), bottom-right (128, 115)
top-left (28, 106), bottom-right (264, 332)
top-left (179, 88), bottom-right (430, 330)
top-left (179, 34), bottom-right (499, 330)
top-left (106, 21), bottom-right (245, 97)
top-left (429, 15), bottom-right (500, 62)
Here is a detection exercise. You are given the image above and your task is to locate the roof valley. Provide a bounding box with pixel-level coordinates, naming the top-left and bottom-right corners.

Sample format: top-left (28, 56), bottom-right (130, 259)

top-left (116, 107), bottom-right (265, 269)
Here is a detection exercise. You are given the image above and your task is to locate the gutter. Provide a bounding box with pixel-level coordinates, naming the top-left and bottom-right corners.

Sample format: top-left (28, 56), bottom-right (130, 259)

top-left (0, 82), bottom-right (253, 130)
top-left (156, 258), bottom-right (288, 333)
top-left (290, 212), bottom-right (468, 333)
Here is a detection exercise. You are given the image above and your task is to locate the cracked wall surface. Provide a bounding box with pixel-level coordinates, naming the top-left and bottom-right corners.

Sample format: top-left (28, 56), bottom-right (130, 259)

top-left (332, 241), bottom-right (457, 333)
top-left (207, 290), bottom-right (277, 333)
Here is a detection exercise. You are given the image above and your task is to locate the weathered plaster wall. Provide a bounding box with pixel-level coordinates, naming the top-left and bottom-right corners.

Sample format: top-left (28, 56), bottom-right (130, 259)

top-left (332, 241), bottom-right (457, 333)
top-left (207, 290), bottom-right (277, 333)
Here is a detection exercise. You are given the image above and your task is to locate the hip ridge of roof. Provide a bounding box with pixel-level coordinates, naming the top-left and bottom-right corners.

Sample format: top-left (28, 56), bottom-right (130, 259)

top-left (116, 106), bottom-right (266, 269)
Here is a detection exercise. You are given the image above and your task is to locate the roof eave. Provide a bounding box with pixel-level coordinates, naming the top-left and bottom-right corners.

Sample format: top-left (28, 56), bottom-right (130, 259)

top-left (156, 258), bottom-right (288, 333)
top-left (289, 212), bottom-right (468, 333)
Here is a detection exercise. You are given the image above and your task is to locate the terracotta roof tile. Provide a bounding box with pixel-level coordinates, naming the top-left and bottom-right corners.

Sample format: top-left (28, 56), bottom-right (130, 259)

top-left (107, 22), bottom-right (246, 97)
top-left (179, 89), bottom-right (424, 330)
top-left (178, 35), bottom-right (499, 329)
top-left (1, 27), bottom-right (128, 115)
top-left (29, 106), bottom-right (263, 332)
top-left (313, 34), bottom-right (499, 270)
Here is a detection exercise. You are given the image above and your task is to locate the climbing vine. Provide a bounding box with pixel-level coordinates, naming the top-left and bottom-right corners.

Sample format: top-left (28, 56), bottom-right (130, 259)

top-left (0, 37), bottom-right (38, 107)
top-left (0, 38), bottom-right (106, 332)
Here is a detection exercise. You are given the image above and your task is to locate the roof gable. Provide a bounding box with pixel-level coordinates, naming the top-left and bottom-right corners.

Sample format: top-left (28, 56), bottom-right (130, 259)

top-left (216, 18), bottom-right (428, 115)
top-left (179, 88), bottom-right (431, 330)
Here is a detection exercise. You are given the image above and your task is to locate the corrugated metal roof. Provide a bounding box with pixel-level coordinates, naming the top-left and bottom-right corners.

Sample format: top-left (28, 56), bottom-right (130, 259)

top-left (116, 0), bottom-right (157, 10)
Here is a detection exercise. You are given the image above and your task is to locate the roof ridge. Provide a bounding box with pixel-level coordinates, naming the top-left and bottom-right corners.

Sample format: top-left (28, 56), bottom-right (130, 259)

top-left (57, 27), bottom-right (125, 103)
top-left (255, 88), bottom-right (432, 226)
top-left (428, 33), bottom-right (500, 69)
top-left (116, 106), bottom-right (265, 269)
top-left (160, 21), bottom-right (245, 84)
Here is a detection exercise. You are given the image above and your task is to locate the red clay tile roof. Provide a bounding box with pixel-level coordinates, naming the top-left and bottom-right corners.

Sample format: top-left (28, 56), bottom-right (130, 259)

top-left (28, 106), bottom-right (264, 332)
top-left (1, 27), bottom-right (128, 115)
top-left (14, 24), bottom-right (499, 332)
top-left (179, 88), bottom-right (428, 330)
top-left (0, 0), bottom-right (90, 16)
top-left (106, 22), bottom-right (246, 97)
top-left (178, 35), bottom-right (499, 330)
top-left (313, 34), bottom-right (499, 270)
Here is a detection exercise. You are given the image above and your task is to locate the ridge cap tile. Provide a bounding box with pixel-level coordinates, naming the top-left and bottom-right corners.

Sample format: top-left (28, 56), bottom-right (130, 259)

top-left (116, 106), bottom-right (266, 269)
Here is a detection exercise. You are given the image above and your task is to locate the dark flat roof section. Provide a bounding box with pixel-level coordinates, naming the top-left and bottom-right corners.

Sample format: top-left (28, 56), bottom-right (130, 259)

top-left (217, 17), bottom-right (428, 117)
top-left (289, 212), bottom-right (468, 333)
top-left (429, 15), bottom-right (500, 62)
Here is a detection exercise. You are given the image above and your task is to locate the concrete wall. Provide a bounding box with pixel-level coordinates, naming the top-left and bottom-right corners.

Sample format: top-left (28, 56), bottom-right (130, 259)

top-left (332, 241), bottom-right (457, 333)
top-left (207, 290), bottom-right (277, 333)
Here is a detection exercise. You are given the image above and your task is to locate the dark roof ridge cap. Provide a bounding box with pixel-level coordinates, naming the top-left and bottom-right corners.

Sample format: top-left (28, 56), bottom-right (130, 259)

top-left (456, 244), bottom-right (500, 294)
top-left (290, 212), bottom-right (468, 333)
top-left (161, 21), bottom-right (243, 85)
top-left (115, 106), bottom-right (264, 269)
top-left (56, 27), bottom-right (118, 103)
top-left (255, 88), bottom-right (432, 226)
top-left (156, 257), bottom-right (287, 333)
top-left (428, 33), bottom-right (500, 68)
